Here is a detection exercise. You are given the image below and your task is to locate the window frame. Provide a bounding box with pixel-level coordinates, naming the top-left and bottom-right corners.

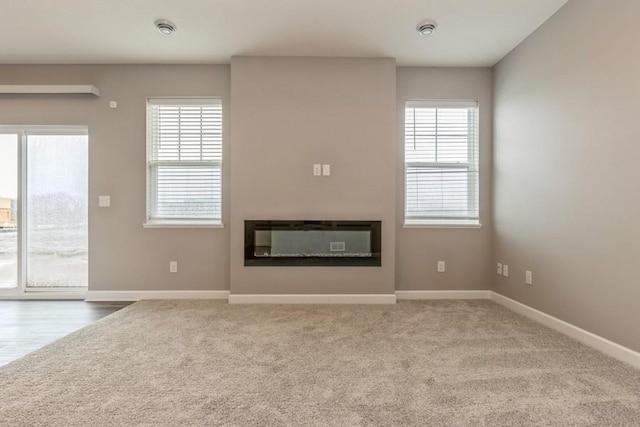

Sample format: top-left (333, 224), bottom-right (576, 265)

top-left (143, 97), bottom-right (223, 229)
top-left (403, 100), bottom-right (481, 228)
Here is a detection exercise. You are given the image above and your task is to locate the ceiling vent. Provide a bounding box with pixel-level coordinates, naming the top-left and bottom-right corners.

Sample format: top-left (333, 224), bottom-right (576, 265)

top-left (155, 19), bottom-right (177, 36)
top-left (416, 21), bottom-right (437, 37)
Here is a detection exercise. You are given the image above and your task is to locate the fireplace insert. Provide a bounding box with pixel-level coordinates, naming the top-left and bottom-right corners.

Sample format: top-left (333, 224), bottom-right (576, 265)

top-left (244, 220), bottom-right (381, 266)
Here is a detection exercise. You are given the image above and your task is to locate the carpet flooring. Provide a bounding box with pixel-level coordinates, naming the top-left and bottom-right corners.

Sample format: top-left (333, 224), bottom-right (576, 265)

top-left (0, 300), bottom-right (639, 426)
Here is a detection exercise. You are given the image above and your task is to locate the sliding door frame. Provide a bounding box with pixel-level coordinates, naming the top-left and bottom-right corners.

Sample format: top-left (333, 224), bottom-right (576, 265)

top-left (0, 125), bottom-right (88, 299)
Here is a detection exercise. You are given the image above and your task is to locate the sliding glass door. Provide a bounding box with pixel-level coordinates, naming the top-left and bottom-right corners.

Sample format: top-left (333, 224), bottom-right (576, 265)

top-left (0, 134), bottom-right (18, 289)
top-left (26, 133), bottom-right (88, 289)
top-left (0, 128), bottom-right (88, 293)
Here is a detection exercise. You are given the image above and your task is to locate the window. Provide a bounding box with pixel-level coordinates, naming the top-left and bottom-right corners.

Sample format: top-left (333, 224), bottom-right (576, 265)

top-left (404, 101), bottom-right (479, 226)
top-left (145, 98), bottom-right (222, 227)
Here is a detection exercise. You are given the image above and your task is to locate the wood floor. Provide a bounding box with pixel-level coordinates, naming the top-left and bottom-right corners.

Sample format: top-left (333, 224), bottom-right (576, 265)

top-left (0, 301), bottom-right (129, 366)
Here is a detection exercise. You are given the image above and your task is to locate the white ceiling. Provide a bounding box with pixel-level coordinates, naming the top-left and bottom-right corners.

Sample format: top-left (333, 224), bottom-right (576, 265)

top-left (0, 0), bottom-right (569, 67)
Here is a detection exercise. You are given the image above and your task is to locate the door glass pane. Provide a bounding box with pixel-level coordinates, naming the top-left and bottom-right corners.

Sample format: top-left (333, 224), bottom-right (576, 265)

top-left (26, 134), bottom-right (88, 288)
top-left (0, 134), bottom-right (18, 289)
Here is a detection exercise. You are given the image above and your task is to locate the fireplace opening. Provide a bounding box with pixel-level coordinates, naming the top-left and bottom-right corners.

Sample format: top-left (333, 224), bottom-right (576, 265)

top-left (244, 220), bottom-right (381, 266)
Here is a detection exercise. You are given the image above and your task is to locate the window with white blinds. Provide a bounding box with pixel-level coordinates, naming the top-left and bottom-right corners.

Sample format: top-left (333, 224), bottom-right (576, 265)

top-left (404, 101), bottom-right (479, 225)
top-left (146, 98), bottom-right (222, 225)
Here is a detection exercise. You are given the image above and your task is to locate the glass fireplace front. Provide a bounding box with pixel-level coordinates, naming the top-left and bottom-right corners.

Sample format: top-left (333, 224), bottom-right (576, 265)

top-left (244, 220), bottom-right (381, 266)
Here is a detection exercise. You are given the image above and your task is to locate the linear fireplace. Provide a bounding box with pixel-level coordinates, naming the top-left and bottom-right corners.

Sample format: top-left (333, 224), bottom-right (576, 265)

top-left (244, 220), bottom-right (381, 266)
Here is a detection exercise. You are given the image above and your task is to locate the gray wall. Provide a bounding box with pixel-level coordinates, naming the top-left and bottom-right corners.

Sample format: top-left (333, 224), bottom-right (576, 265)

top-left (493, 0), bottom-right (640, 351)
top-left (229, 57), bottom-right (396, 295)
top-left (0, 65), bottom-right (231, 291)
top-left (396, 67), bottom-right (493, 291)
top-left (0, 61), bottom-right (494, 297)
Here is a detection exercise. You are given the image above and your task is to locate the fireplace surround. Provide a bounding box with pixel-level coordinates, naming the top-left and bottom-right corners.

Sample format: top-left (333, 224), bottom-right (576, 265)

top-left (244, 220), bottom-right (382, 266)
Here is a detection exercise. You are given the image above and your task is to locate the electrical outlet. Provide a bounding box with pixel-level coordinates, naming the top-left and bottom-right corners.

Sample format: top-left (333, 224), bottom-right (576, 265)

top-left (497, 263), bottom-right (502, 275)
top-left (437, 261), bottom-right (445, 273)
top-left (502, 264), bottom-right (509, 277)
top-left (525, 270), bottom-right (533, 285)
top-left (169, 261), bottom-right (178, 273)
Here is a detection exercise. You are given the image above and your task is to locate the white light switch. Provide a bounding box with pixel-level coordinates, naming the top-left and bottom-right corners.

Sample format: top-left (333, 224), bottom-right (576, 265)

top-left (98, 195), bottom-right (111, 207)
top-left (525, 270), bottom-right (533, 285)
top-left (437, 260), bottom-right (445, 273)
top-left (313, 164), bottom-right (321, 176)
top-left (170, 261), bottom-right (178, 273)
top-left (497, 263), bottom-right (503, 275)
top-left (502, 265), bottom-right (509, 277)
top-left (109, 101), bottom-right (118, 109)
top-left (322, 164), bottom-right (331, 176)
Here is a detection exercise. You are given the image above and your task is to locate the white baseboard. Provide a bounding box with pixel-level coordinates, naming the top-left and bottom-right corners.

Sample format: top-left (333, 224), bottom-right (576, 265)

top-left (490, 292), bottom-right (640, 370)
top-left (84, 290), bottom-right (230, 302)
top-left (228, 294), bottom-right (397, 304)
top-left (395, 290), bottom-right (492, 300)
top-left (0, 292), bottom-right (87, 300)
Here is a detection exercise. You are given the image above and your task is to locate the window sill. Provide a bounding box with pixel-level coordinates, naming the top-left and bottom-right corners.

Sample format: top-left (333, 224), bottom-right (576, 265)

top-left (143, 221), bottom-right (224, 229)
top-left (403, 220), bottom-right (482, 229)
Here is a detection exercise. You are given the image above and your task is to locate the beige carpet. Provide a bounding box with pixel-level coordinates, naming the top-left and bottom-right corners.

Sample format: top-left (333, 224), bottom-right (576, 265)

top-left (0, 300), bottom-right (639, 426)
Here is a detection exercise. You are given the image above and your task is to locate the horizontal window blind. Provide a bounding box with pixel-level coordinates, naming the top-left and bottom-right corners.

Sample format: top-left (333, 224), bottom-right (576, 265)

top-left (404, 101), bottom-right (479, 222)
top-left (147, 98), bottom-right (222, 222)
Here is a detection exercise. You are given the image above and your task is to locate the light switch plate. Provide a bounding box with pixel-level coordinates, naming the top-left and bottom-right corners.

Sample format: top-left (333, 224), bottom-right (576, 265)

top-left (525, 270), bottom-right (533, 285)
top-left (313, 164), bottom-right (321, 176)
top-left (322, 164), bottom-right (330, 176)
top-left (98, 195), bottom-right (111, 207)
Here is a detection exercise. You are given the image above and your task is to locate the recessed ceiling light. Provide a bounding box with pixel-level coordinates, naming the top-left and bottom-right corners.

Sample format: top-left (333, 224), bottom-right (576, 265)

top-left (155, 19), bottom-right (177, 36)
top-left (416, 21), bottom-right (437, 37)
